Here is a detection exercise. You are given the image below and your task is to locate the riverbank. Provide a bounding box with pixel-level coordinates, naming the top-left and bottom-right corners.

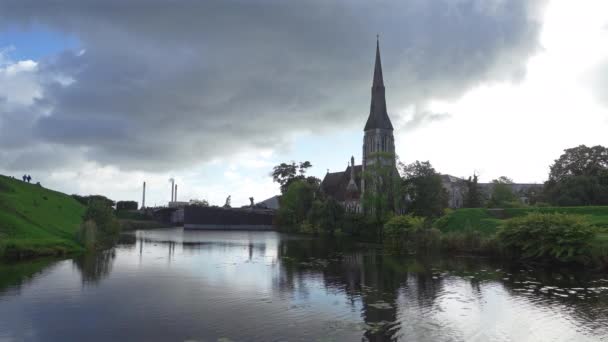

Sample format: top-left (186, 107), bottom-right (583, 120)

top-left (0, 175), bottom-right (85, 258)
top-left (433, 208), bottom-right (608, 267)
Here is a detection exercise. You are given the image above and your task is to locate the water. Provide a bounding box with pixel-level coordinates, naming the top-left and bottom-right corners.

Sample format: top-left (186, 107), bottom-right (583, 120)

top-left (1, 229), bottom-right (608, 342)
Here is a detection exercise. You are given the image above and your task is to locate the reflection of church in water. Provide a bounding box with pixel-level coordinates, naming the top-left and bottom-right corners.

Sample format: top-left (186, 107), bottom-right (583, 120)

top-left (321, 38), bottom-right (396, 213)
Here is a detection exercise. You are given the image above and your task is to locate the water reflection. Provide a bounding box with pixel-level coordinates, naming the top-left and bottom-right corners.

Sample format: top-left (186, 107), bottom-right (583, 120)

top-left (1, 229), bottom-right (607, 341)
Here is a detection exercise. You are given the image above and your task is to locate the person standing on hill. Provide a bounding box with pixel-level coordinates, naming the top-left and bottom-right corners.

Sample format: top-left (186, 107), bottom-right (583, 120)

top-left (26, 175), bottom-right (31, 183)
top-left (22, 174), bottom-right (26, 182)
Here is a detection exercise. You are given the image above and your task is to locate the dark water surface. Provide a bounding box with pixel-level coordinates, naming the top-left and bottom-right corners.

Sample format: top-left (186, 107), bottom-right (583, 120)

top-left (1, 229), bottom-right (608, 341)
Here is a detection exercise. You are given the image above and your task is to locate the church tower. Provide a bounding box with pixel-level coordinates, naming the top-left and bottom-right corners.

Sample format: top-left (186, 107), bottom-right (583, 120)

top-left (361, 37), bottom-right (396, 197)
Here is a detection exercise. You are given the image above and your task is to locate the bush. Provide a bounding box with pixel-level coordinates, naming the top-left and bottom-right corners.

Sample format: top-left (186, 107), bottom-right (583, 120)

top-left (384, 215), bottom-right (439, 253)
top-left (341, 213), bottom-right (382, 241)
top-left (116, 201), bottom-right (138, 211)
top-left (497, 213), bottom-right (596, 263)
top-left (81, 199), bottom-right (121, 248)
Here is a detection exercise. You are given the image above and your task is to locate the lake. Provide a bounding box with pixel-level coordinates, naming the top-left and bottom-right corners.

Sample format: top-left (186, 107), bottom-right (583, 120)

top-left (1, 228), bottom-right (608, 341)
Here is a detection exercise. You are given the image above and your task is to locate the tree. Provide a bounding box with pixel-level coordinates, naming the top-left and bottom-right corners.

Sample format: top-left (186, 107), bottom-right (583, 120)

top-left (362, 152), bottom-right (401, 223)
top-left (276, 180), bottom-right (316, 229)
top-left (271, 161), bottom-right (319, 194)
top-left (401, 161), bottom-right (448, 218)
top-left (116, 201), bottom-right (138, 211)
top-left (463, 174), bottom-right (483, 208)
top-left (488, 176), bottom-right (517, 208)
top-left (189, 199), bottom-right (209, 207)
top-left (544, 145), bottom-right (608, 206)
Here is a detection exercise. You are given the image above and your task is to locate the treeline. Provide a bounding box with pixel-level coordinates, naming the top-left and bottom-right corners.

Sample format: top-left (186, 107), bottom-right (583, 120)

top-left (271, 145), bottom-right (608, 267)
top-left (463, 145), bottom-right (608, 208)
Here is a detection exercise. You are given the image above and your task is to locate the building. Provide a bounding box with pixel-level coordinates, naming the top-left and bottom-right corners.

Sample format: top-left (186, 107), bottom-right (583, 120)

top-left (320, 38), bottom-right (541, 211)
top-left (321, 38), bottom-right (397, 212)
top-left (441, 175), bottom-right (543, 208)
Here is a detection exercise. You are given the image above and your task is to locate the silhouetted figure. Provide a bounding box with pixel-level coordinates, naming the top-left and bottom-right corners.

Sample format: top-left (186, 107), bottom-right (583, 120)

top-left (22, 174), bottom-right (26, 182)
top-left (27, 175), bottom-right (31, 183)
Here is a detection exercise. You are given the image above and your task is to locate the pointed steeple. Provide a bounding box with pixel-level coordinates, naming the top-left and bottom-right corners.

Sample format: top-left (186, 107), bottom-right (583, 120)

top-left (364, 36), bottom-right (393, 131)
top-left (373, 37), bottom-right (384, 88)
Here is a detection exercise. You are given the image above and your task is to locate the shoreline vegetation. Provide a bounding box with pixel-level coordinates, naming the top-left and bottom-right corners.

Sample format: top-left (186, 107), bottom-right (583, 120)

top-left (277, 206), bottom-right (608, 270)
top-left (0, 175), bottom-right (163, 259)
top-left (272, 145), bottom-right (608, 270)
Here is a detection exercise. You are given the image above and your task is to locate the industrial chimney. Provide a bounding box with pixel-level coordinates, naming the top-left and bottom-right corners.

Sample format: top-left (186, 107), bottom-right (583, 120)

top-left (142, 181), bottom-right (146, 209)
top-left (174, 184), bottom-right (178, 202)
top-left (169, 178), bottom-right (175, 203)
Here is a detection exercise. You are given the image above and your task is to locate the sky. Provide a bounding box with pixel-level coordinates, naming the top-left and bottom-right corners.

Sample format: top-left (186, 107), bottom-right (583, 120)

top-left (0, 0), bottom-right (607, 207)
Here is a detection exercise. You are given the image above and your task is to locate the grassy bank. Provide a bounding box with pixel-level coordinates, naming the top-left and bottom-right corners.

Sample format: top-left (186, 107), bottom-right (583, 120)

top-left (435, 207), bottom-right (608, 235)
top-left (431, 207), bottom-right (608, 267)
top-left (0, 175), bottom-right (86, 258)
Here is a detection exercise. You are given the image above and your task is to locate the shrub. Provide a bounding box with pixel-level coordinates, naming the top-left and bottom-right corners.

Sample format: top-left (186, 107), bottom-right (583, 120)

top-left (82, 199), bottom-right (121, 248)
top-left (384, 215), bottom-right (438, 253)
top-left (497, 213), bottom-right (595, 263)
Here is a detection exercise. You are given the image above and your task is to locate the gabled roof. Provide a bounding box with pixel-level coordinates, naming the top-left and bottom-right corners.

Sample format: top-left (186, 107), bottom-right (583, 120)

top-left (364, 38), bottom-right (393, 131)
top-left (321, 165), bottom-right (363, 202)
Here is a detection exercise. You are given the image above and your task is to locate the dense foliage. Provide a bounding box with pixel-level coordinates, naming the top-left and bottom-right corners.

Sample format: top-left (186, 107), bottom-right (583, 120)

top-left (401, 161), bottom-right (448, 218)
top-left (78, 199), bottom-right (121, 249)
top-left (463, 174), bottom-right (483, 208)
top-left (383, 215), bottom-right (439, 252)
top-left (116, 201), bottom-right (138, 211)
top-left (487, 176), bottom-right (518, 208)
top-left (362, 152), bottom-right (401, 222)
top-left (544, 145), bottom-right (608, 206)
top-left (271, 161), bottom-right (320, 194)
top-left (497, 213), bottom-right (596, 263)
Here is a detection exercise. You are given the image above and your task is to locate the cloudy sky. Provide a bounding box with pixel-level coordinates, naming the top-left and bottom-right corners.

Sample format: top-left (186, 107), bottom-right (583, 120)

top-left (0, 0), bottom-right (607, 207)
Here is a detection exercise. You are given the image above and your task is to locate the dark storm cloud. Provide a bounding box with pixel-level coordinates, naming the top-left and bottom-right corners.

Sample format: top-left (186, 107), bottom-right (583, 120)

top-left (0, 0), bottom-right (547, 171)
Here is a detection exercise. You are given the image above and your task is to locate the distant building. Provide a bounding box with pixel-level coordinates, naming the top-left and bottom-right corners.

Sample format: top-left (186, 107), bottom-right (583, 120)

top-left (441, 175), bottom-right (543, 208)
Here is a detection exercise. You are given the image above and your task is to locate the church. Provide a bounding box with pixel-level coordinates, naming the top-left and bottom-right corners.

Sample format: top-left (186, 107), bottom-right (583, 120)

top-left (320, 39), bottom-right (543, 211)
top-left (320, 38), bottom-right (396, 213)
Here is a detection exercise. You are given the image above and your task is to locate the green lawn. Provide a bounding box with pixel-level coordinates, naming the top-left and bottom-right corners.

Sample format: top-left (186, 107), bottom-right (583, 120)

top-left (0, 175), bottom-right (86, 257)
top-left (434, 208), bottom-right (502, 236)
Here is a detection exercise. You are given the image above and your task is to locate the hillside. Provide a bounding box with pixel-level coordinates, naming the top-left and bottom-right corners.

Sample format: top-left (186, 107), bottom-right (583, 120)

top-left (0, 175), bottom-right (85, 258)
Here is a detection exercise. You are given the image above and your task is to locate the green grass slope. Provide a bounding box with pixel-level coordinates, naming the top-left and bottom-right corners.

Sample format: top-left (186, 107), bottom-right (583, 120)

top-left (0, 175), bottom-right (85, 257)
top-left (435, 206), bottom-right (608, 236)
top-left (434, 208), bottom-right (502, 236)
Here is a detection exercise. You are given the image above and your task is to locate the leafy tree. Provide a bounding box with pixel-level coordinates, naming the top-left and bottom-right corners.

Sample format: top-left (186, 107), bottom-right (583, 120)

top-left (488, 176), bottom-right (517, 208)
top-left (79, 199), bottom-right (121, 248)
top-left (401, 161), bottom-right (448, 218)
top-left (116, 201), bottom-right (138, 211)
top-left (362, 152), bottom-right (401, 223)
top-left (463, 174), bottom-right (483, 208)
top-left (544, 145), bottom-right (608, 206)
top-left (307, 198), bottom-right (344, 235)
top-left (276, 180), bottom-right (316, 229)
top-left (548, 145), bottom-right (608, 182)
top-left (271, 161), bottom-right (318, 194)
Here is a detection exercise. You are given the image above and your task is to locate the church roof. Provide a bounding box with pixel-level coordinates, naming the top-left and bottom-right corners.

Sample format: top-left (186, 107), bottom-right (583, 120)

top-left (364, 38), bottom-right (394, 131)
top-left (321, 165), bottom-right (363, 202)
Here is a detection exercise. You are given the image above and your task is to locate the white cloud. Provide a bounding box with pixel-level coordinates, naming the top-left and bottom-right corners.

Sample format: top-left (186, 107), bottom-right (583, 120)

top-left (396, 0), bottom-right (608, 183)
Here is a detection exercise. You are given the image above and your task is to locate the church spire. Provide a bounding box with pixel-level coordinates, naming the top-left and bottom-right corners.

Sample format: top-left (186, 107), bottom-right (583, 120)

top-left (364, 36), bottom-right (393, 131)
top-left (373, 35), bottom-right (384, 88)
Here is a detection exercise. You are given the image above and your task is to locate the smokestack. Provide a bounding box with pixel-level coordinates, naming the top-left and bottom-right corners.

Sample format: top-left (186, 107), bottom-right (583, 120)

top-left (170, 178), bottom-right (175, 203)
top-left (142, 181), bottom-right (146, 209)
top-left (174, 184), bottom-right (178, 202)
